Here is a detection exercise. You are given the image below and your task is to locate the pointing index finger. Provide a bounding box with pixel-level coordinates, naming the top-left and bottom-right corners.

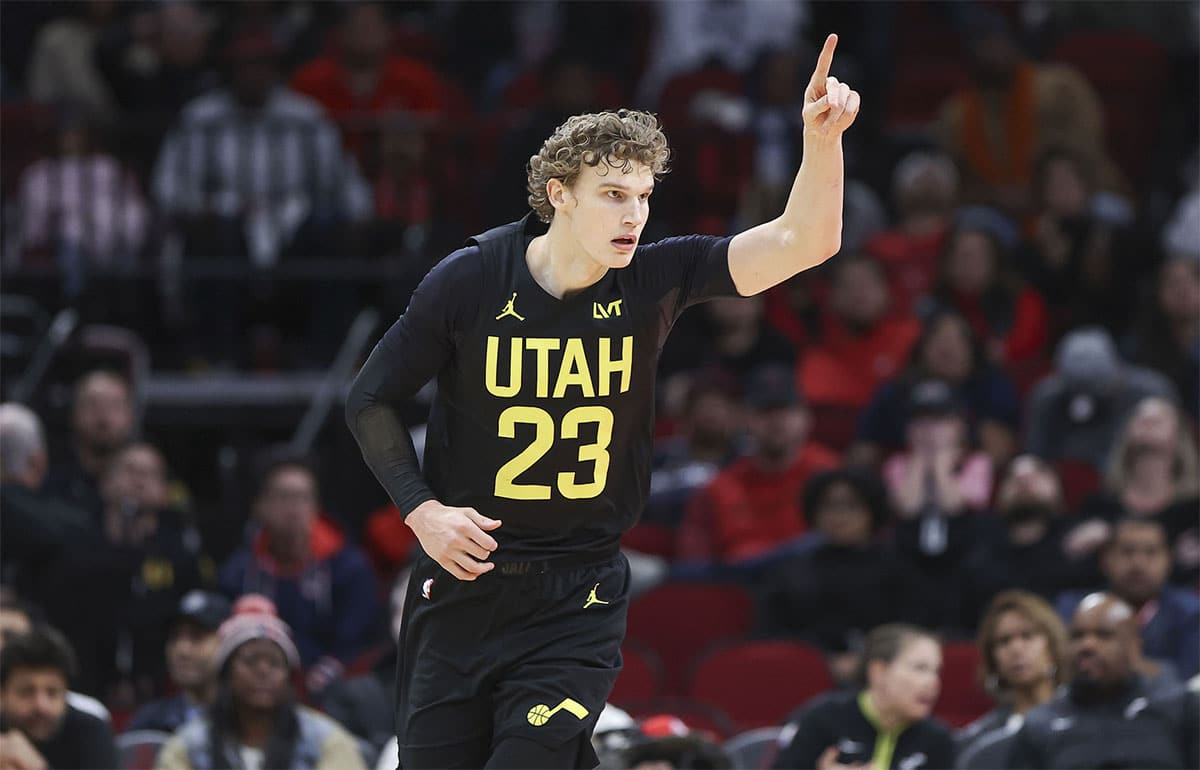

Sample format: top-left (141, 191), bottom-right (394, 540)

top-left (809, 33), bottom-right (838, 90)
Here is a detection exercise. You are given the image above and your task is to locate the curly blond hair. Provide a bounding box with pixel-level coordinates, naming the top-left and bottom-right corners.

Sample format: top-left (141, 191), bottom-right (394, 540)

top-left (526, 110), bottom-right (671, 223)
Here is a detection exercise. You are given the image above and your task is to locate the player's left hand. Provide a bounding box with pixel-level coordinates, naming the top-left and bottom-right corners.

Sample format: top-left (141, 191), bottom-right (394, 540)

top-left (802, 34), bottom-right (860, 136)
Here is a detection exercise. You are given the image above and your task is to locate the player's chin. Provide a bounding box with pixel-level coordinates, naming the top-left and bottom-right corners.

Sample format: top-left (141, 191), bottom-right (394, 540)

top-left (602, 245), bottom-right (636, 268)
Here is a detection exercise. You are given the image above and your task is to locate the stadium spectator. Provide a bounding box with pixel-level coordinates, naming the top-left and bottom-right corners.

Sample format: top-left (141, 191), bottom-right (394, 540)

top-left (959, 456), bottom-right (1093, 628)
top-left (44, 368), bottom-right (135, 519)
top-left (864, 151), bottom-right (958, 317)
top-left (935, 8), bottom-right (1121, 216)
top-left (1023, 328), bottom-right (1177, 471)
top-left (760, 468), bottom-right (928, 683)
top-left (956, 591), bottom-right (1068, 766)
top-left (661, 294), bottom-right (796, 385)
top-left (127, 590), bottom-right (231, 734)
top-left (645, 372), bottom-right (741, 527)
top-left (152, 22), bottom-right (371, 265)
top-left (0, 588), bottom-right (111, 724)
top-left (0, 403), bottom-right (95, 596)
top-left (927, 208), bottom-right (1049, 367)
top-left (16, 108), bottom-right (149, 290)
top-left (883, 379), bottom-right (992, 523)
top-left (1066, 397), bottom-right (1200, 584)
top-left (676, 365), bottom-right (838, 569)
top-left (798, 253), bottom-right (920, 411)
top-left (25, 0), bottom-right (116, 121)
top-left (852, 309), bottom-right (1020, 467)
top-left (94, 1), bottom-right (217, 175)
top-left (42, 441), bottom-right (209, 704)
top-left (218, 454), bottom-right (380, 692)
top-left (1123, 253), bottom-right (1200, 421)
top-left (1007, 593), bottom-right (1199, 769)
top-left (1057, 519), bottom-right (1199, 681)
top-left (154, 603), bottom-right (366, 770)
top-left (0, 625), bottom-right (118, 770)
top-left (773, 623), bottom-right (955, 770)
top-left (1021, 147), bottom-right (1138, 340)
top-left (290, 2), bottom-right (445, 164)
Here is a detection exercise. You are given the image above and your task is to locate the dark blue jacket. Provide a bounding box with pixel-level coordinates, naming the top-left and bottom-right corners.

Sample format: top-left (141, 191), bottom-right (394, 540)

top-left (218, 518), bottom-right (381, 668)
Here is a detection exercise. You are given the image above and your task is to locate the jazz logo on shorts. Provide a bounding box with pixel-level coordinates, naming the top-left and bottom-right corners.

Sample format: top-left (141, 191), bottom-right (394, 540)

top-left (527, 697), bottom-right (589, 726)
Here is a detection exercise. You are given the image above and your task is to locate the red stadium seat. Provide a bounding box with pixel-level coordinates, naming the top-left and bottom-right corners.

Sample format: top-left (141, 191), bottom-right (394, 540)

top-left (622, 696), bottom-right (737, 741)
top-left (689, 641), bottom-right (834, 731)
top-left (610, 642), bottom-right (664, 705)
top-left (625, 583), bottom-right (755, 694)
top-left (935, 641), bottom-right (993, 728)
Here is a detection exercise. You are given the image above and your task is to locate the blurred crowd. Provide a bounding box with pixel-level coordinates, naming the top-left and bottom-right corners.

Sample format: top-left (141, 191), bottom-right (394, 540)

top-left (0, 0), bottom-right (1198, 768)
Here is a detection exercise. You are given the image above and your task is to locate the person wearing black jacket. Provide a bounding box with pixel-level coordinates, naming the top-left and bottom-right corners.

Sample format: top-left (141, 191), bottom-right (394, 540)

top-left (1007, 592), bottom-right (1199, 769)
top-left (774, 624), bottom-right (955, 770)
top-left (760, 468), bottom-right (930, 682)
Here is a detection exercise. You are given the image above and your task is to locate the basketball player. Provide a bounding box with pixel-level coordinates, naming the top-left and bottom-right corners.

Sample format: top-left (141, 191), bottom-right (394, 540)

top-left (347, 34), bottom-right (859, 770)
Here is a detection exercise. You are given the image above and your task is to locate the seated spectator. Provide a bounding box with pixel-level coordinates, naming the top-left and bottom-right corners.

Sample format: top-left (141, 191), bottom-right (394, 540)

top-left (219, 454), bottom-right (381, 693)
top-left (760, 468), bottom-right (927, 683)
top-left (1021, 147), bottom-right (1138, 339)
top-left (127, 590), bottom-right (231, 734)
top-left (773, 624), bottom-right (955, 770)
top-left (935, 8), bottom-right (1122, 217)
top-left (1058, 519), bottom-right (1199, 681)
top-left (852, 309), bottom-right (1019, 467)
top-left (927, 208), bottom-right (1049, 367)
top-left (864, 151), bottom-right (958, 317)
top-left (0, 625), bottom-right (118, 770)
top-left (798, 254), bottom-right (920, 411)
top-left (883, 380), bottom-right (992, 524)
top-left (17, 108), bottom-right (149, 293)
top-left (44, 368), bottom-right (136, 519)
top-left (1123, 253), bottom-right (1200, 421)
top-left (1024, 327), bottom-right (1177, 471)
top-left (1067, 397), bottom-right (1200, 583)
top-left (959, 456), bottom-right (1095, 628)
top-left (153, 23), bottom-right (371, 265)
top-left (0, 588), bottom-right (109, 724)
top-left (957, 591), bottom-right (1068, 765)
top-left (1007, 593), bottom-right (1199, 769)
top-left (619, 714), bottom-right (734, 770)
top-left (676, 365), bottom-right (838, 570)
top-left (154, 602), bottom-right (366, 770)
top-left (25, 0), bottom-right (117, 121)
top-left (42, 441), bottom-right (210, 704)
top-left (0, 403), bottom-right (95, 597)
top-left (660, 294), bottom-right (795, 384)
top-left (645, 372), bottom-right (741, 527)
top-left (290, 2), bottom-right (445, 164)
top-left (94, 1), bottom-right (217, 175)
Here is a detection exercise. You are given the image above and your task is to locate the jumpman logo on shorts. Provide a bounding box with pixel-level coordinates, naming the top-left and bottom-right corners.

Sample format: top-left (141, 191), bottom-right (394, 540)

top-left (495, 292), bottom-right (525, 321)
top-left (583, 582), bottom-right (610, 609)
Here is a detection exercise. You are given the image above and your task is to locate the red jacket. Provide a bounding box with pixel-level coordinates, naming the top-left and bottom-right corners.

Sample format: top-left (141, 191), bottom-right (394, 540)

top-left (677, 443), bottom-right (840, 563)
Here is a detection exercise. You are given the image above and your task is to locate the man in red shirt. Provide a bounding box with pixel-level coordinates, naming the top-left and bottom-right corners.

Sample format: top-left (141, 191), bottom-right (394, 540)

top-left (799, 253), bottom-right (921, 411)
top-left (677, 364), bottom-right (840, 566)
top-left (290, 2), bottom-right (445, 163)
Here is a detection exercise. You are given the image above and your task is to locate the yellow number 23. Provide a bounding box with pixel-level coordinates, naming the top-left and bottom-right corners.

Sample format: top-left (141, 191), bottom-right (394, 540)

top-left (494, 406), bottom-right (613, 500)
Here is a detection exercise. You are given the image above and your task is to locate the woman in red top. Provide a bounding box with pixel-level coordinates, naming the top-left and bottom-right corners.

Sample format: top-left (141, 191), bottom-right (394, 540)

top-left (931, 212), bottom-right (1049, 366)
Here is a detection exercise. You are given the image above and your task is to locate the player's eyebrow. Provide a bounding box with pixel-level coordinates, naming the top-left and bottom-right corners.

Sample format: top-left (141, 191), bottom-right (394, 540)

top-left (599, 182), bottom-right (655, 194)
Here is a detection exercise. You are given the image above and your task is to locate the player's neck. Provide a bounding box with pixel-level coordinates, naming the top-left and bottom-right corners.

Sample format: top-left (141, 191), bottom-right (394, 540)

top-left (527, 220), bottom-right (608, 300)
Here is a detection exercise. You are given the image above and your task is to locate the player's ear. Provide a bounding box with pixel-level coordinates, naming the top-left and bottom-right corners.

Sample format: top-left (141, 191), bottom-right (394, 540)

top-left (547, 178), bottom-right (573, 213)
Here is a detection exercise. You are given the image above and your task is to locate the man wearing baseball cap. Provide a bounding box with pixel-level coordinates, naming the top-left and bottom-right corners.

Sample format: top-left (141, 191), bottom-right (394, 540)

top-left (155, 595), bottom-right (364, 770)
top-left (127, 590), bottom-right (231, 734)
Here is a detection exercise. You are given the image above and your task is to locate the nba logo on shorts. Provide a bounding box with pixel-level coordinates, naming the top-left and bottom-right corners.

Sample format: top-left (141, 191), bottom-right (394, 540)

top-left (421, 578), bottom-right (434, 600)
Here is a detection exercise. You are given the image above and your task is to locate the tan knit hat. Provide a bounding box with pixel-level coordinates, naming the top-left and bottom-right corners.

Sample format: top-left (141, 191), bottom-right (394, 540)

top-left (212, 594), bottom-right (301, 674)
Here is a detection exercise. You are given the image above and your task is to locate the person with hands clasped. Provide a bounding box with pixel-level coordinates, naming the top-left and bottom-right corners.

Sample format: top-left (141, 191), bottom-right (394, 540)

top-left (347, 35), bottom-right (859, 770)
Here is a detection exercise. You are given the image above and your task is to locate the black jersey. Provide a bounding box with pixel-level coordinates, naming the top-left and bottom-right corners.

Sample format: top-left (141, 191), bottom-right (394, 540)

top-left (347, 214), bottom-right (737, 559)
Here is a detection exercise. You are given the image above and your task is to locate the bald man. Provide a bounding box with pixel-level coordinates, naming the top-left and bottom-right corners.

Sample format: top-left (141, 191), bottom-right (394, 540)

top-left (1007, 592), bottom-right (1198, 769)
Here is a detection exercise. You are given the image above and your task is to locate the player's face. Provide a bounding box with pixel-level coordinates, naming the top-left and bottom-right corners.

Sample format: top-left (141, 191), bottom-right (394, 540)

top-left (556, 161), bottom-right (654, 269)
